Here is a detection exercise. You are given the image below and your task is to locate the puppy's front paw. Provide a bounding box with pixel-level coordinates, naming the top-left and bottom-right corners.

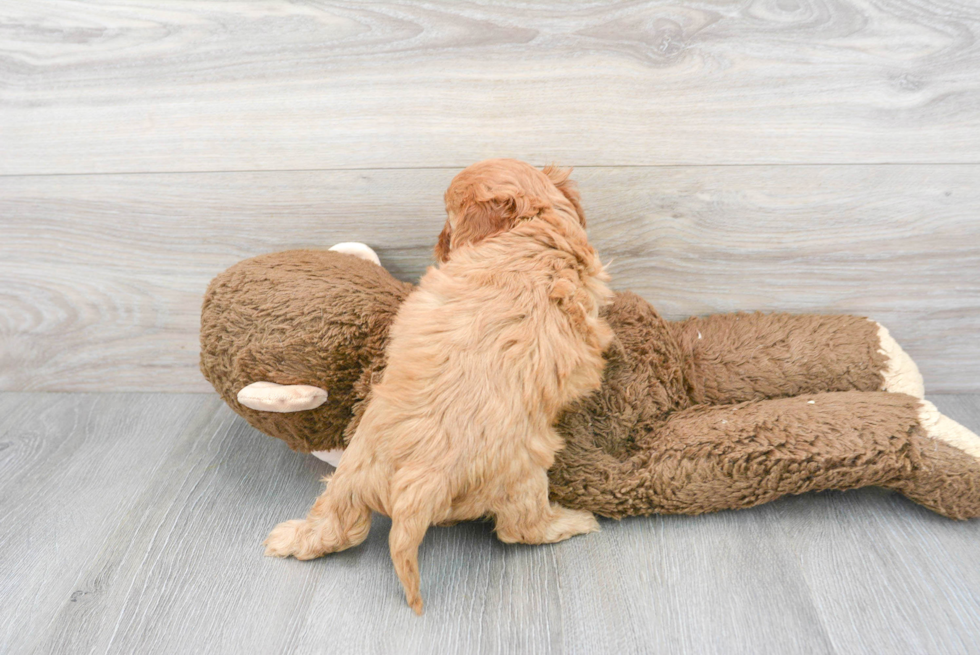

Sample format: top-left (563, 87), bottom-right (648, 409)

top-left (264, 519), bottom-right (314, 559)
top-left (563, 508), bottom-right (601, 536)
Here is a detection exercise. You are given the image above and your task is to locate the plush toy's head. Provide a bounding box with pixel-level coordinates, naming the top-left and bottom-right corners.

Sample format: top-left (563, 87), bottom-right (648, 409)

top-left (200, 249), bottom-right (412, 452)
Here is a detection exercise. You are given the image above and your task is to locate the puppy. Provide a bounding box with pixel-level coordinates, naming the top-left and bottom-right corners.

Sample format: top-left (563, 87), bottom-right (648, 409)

top-left (264, 159), bottom-right (613, 614)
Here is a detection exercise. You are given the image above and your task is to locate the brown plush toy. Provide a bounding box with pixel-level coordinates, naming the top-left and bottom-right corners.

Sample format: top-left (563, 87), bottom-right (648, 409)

top-left (201, 244), bottom-right (980, 520)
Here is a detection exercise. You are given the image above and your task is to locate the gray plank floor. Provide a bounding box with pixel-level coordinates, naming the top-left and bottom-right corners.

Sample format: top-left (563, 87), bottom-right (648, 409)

top-left (2, 393), bottom-right (980, 654)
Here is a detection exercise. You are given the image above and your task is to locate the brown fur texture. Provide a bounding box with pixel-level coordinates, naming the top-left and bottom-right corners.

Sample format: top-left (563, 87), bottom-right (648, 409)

top-left (260, 161), bottom-right (613, 613)
top-left (201, 250), bottom-right (980, 522)
top-left (671, 312), bottom-right (888, 405)
top-left (200, 250), bottom-right (411, 452)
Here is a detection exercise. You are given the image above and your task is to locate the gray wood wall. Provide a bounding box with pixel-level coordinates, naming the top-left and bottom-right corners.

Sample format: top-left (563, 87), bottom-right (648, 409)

top-left (2, 0), bottom-right (979, 392)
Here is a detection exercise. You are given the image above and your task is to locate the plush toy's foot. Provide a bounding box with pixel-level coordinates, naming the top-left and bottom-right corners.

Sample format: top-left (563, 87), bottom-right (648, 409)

top-left (886, 400), bottom-right (980, 520)
top-left (236, 381), bottom-right (328, 413)
top-left (889, 401), bottom-right (980, 520)
top-left (328, 242), bottom-right (381, 266)
top-left (918, 401), bottom-right (980, 459)
top-left (874, 321), bottom-right (925, 398)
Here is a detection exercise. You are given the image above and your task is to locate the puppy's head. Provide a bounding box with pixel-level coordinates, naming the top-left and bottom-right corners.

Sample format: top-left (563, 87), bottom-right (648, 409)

top-left (435, 159), bottom-right (586, 262)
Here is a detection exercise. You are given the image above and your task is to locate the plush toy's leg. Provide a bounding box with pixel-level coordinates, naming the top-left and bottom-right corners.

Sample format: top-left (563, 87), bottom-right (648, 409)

top-left (263, 470), bottom-right (371, 560)
top-left (668, 313), bottom-right (923, 405)
top-left (494, 468), bottom-right (600, 544)
top-left (916, 400), bottom-right (980, 458)
top-left (550, 391), bottom-right (980, 520)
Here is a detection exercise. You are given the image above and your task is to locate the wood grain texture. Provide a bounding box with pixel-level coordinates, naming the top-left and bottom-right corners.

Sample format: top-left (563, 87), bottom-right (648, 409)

top-left (4, 2), bottom-right (978, 648)
top-left (2, 165), bottom-right (977, 393)
top-left (2, 0), bottom-right (980, 174)
top-left (0, 393), bottom-right (214, 654)
top-left (2, 392), bottom-right (979, 654)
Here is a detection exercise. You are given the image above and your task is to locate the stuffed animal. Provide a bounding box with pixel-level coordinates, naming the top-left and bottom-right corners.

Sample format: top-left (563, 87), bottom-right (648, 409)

top-left (200, 243), bottom-right (980, 520)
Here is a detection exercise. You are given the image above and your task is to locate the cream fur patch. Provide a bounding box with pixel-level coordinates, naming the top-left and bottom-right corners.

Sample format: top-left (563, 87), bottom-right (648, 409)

top-left (874, 321), bottom-right (925, 398)
top-left (918, 400), bottom-right (980, 459)
top-left (237, 381), bottom-right (328, 413)
top-left (328, 242), bottom-right (381, 266)
top-left (312, 449), bottom-right (345, 467)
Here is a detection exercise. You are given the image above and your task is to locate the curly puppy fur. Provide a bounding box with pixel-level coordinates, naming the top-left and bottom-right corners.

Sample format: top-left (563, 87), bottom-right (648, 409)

top-left (264, 160), bottom-right (613, 614)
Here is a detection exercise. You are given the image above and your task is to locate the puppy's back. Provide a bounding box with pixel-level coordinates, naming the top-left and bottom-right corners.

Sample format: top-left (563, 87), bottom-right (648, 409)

top-left (380, 227), bottom-right (610, 431)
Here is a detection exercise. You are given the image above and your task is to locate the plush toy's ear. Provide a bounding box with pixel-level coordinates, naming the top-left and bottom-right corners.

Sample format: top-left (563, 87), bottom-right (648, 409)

top-left (328, 242), bottom-right (381, 266)
top-left (543, 164), bottom-right (586, 228)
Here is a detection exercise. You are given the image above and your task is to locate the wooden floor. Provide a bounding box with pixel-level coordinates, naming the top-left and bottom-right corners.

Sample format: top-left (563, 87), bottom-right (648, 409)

top-left (3, 1), bottom-right (980, 653)
top-left (2, 391), bottom-right (979, 654)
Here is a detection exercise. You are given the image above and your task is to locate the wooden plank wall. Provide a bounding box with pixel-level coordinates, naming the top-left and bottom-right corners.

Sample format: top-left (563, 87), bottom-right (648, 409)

top-left (1, 0), bottom-right (979, 392)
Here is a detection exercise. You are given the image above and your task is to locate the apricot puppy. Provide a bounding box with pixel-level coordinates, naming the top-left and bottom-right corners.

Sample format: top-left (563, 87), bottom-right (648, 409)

top-left (264, 159), bottom-right (613, 614)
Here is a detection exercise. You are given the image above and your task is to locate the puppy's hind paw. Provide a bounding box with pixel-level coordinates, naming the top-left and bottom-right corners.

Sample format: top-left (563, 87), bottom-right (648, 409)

top-left (543, 507), bottom-right (600, 544)
top-left (408, 594), bottom-right (424, 616)
top-left (263, 519), bottom-right (313, 559)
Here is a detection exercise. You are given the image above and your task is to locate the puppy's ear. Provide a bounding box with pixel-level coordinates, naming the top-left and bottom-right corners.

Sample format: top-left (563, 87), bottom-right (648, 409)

top-left (434, 221), bottom-right (453, 262)
top-left (543, 165), bottom-right (586, 228)
top-left (446, 189), bottom-right (540, 256)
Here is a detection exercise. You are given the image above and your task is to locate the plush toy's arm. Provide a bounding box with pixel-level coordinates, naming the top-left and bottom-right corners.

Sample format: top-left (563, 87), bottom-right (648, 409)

top-left (549, 390), bottom-right (980, 520)
top-left (668, 312), bottom-right (923, 406)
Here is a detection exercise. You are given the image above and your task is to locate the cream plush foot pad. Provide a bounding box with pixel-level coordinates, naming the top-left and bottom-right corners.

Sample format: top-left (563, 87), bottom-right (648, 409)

top-left (919, 400), bottom-right (980, 459)
top-left (237, 381), bottom-right (328, 413)
top-left (874, 322), bottom-right (925, 398)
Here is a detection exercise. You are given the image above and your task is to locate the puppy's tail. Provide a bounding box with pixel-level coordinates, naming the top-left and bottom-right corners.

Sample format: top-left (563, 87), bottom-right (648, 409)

top-left (388, 476), bottom-right (450, 615)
